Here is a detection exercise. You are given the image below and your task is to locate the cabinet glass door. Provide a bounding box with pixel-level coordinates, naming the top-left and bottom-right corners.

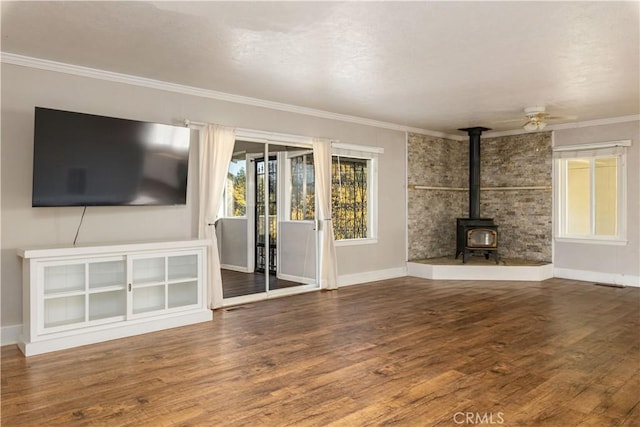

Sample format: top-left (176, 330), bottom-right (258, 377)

top-left (167, 254), bottom-right (199, 309)
top-left (130, 256), bottom-right (166, 315)
top-left (88, 260), bottom-right (126, 321)
top-left (42, 263), bottom-right (86, 329)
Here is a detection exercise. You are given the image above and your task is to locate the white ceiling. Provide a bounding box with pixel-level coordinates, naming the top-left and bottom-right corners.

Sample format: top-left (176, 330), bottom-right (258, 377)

top-left (1, 1), bottom-right (639, 135)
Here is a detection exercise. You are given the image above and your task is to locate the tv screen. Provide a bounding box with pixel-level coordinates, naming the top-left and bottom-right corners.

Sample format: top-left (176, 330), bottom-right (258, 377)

top-left (32, 107), bottom-right (191, 207)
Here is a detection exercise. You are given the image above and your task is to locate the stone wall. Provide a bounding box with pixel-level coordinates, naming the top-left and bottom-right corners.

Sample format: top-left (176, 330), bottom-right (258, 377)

top-left (407, 134), bottom-right (466, 260)
top-left (480, 133), bottom-right (553, 262)
top-left (408, 131), bottom-right (552, 262)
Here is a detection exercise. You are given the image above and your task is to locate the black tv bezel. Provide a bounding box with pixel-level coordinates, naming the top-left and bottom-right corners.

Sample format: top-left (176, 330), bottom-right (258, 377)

top-left (31, 107), bottom-right (191, 207)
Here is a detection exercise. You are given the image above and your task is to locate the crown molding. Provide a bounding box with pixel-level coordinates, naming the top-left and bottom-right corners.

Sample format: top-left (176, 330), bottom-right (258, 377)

top-left (1, 52), bottom-right (461, 140)
top-left (5, 53), bottom-right (633, 141)
top-left (545, 115), bottom-right (639, 130)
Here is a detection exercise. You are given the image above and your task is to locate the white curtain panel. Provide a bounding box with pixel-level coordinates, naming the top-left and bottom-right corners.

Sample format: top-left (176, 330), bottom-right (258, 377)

top-left (198, 124), bottom-right (236, 308)
top-left (313, 138), bottom-right (339, 290)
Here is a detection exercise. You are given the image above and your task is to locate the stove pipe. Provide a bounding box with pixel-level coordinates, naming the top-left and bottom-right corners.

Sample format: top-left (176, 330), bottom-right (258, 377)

top-left (458, 127), bottom-right (491, 219)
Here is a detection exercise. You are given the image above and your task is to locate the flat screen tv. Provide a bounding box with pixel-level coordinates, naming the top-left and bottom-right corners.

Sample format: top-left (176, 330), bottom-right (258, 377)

top-left (32, 107), bottom-right (191, 207)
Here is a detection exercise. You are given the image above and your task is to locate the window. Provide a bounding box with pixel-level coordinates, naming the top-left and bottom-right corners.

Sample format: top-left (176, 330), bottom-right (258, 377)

top-left (286, 145), bottom-right (380, 242)
top-left (556, 141), bottom-right (628, 242)
top-left (223, 156), bottom-right (247, 217)
top-left (332, 156), bottom-right (369, 240)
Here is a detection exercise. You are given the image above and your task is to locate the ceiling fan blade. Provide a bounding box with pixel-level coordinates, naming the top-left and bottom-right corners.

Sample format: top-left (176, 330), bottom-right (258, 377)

top-left (492, 118), bottom-right (528, 123)
top-left (544, 115), bottom-right (578, 120)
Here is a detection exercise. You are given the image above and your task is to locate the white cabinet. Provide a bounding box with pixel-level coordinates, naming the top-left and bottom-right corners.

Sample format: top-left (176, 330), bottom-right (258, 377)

top-left (18, 240), bottom-right (212, 356)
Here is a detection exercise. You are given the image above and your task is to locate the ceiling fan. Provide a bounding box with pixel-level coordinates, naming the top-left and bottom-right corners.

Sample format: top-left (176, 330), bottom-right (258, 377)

top-left (520, 106), bottom-right (576, 131)
top-left (495, 107), bottom-right (577, 131)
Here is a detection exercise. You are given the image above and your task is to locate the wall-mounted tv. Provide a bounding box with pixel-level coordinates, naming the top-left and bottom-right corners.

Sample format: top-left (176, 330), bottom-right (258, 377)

top-left (32, 107), bottom-right (191, 207)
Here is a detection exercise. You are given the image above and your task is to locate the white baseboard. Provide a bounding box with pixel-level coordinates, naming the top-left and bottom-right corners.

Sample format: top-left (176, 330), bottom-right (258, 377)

top-left (1, 324), bottom-right (22, 347)
top-left (338, 266), bottom-right (408, 287)
top-left (407, 262), bottom-right (554, 281)
top-left (553, 267), bottom-right (640, 287)
top-left (277, 273), bottom-right (315, 285)
top-left (220, 264), bottom-right (251, 273)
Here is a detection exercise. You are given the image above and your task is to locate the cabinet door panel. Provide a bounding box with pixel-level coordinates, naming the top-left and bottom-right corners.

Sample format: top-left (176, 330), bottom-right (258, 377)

top-left (89, 290), bottom-right (126, 321)
top-left (132, 285), bottom-right (165, 314)
top-left (132, 257), bottom-right (165, 285)
top-left (44, 295), bottom-right (85, 329)
top-left (168, 281), bottom-right (198, 308)
top-left (89, 260), bottom-right (126, 289)
top-left (43, 264), bottom-right (85, 294)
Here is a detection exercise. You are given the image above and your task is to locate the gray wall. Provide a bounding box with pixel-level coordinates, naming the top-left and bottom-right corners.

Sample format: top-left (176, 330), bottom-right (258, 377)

top-left (1, 63), bottom-right (407, 327)
top-left (553, 121), bottom-right (640, 278)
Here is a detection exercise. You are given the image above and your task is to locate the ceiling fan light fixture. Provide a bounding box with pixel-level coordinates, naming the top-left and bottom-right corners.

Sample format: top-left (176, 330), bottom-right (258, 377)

top-left (523, 121), bottom-right (539, 132)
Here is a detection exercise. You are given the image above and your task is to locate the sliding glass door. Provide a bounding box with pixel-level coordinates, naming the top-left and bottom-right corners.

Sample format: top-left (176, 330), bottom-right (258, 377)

top-left (219, 140), bottom-right (318, 304)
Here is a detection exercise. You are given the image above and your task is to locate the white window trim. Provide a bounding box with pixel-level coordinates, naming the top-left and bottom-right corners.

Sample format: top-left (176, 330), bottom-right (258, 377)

top-left (554, 140), bottom-right (629, 244)
top-left (332, 144), bottom-right (380, 243)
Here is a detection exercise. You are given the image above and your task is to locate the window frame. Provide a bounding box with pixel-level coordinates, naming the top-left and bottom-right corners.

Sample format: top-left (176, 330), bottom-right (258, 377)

top-left (331, 144), bottom-right (380, 246)
top-left (554, 140), bottom-right (629, 245)
top-left (282, 143), bottom-right (381, 245)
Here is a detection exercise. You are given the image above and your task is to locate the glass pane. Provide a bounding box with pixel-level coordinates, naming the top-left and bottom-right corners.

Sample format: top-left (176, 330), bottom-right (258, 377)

top-left (594, 157), bottom-right (617, 235)
top-left (132, 257), bottom-right (165, 284)
top-left (220, 140), bottom-right (267, 299)
top-left (44, 295), bottom-right (85, 328)
top-left (168, 281), bottom-right (198, 308)
top-left (290, 154), bottom-right (315, 221)
top-left (566, 159), bottom-right (591, 235)
top-left (168, 255), bottom-right (198, 281)
top-left (89, 290), bottom-right (126, 320)
top-left (290, 156), bottom-right (304, 220)
top-left (332, 157), bottom-right (368, 240)
top-left (44, 264), bottom-right (85, 294)
top-left (225, 154), bottom-right (247, 217)
top-left (305, 155), bottom-right (315, 220)
top-left (132, 285), bottom-right (165, 314)
top-left (467, 229), bottom-right (497, 247)
top-left (89, 260), bottom-right (125, 289)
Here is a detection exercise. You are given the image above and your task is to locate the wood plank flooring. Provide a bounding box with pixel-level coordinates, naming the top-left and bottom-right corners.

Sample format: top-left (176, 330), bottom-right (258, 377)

top-left (222, 269), bottom-right (303, 298)
top-left (2, 277), bottom-right (639, 426)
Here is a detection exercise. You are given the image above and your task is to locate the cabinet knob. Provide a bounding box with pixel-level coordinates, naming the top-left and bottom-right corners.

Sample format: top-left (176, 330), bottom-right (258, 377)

top-left (128, 283), bottom-right (132, 292)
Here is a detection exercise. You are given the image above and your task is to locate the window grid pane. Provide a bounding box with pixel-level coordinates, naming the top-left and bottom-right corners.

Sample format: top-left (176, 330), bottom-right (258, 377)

top-left (225, 159), bottom-right (246, 217)
top-left (594, 157), bottom-right (618, 236)
top-left (332, 157), bottom-right (368, 240)
top-left (561, 155), bottom-right (620, 238)
top-left (289, 155), bottom-right (315, 221)
top-left (566, 158), bottom-right (591, 235)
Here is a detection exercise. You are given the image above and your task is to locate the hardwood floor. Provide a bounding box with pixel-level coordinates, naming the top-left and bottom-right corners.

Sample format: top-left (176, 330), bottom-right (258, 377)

top-left (222, 269), bottom-right (303, 298)
top-left (2, 277), bottom-right (639, 426)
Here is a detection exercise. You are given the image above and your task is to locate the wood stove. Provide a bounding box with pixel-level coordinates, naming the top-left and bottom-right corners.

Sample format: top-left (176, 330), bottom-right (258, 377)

top-left (455, 127), bottom-right (499, 264)
top-left (456, 218), bottom-right (499, 264)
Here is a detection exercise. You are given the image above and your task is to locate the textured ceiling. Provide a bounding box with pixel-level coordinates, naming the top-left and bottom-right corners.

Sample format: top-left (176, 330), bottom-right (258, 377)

top-left (1, 1), bottom-right (639, 135)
